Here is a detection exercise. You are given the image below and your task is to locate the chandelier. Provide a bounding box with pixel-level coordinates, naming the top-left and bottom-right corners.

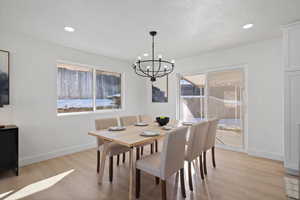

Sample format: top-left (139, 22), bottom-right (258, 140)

top-left (132, 31), bottom-right (175, 82)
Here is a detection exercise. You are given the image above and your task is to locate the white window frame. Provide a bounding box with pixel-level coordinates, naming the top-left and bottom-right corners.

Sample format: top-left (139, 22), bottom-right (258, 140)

top-left (57, 60), bottom-right (125, 116)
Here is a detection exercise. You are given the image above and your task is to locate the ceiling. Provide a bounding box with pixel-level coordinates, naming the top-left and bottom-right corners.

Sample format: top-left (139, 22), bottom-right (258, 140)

top-left (1, 0), bottom-right (300, 61)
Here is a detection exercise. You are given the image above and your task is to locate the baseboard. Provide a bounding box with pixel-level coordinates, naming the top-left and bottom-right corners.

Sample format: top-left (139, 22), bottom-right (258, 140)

top-left (285, 168), bottom-right (299, 176)
top-left (215, 144), bottom-right (246, 153)
top-left (19, 142), bottom-right (97, 167)
top-left (247, 149), bottom-right (284, 161)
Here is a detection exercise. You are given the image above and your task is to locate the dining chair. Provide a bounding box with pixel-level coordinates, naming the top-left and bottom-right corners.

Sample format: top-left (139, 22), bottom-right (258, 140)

top-left (139, 115), bottom-right (153, 123)
top-left (120, 115), bottom-right (157, 156)
top-left (138, 115), bottom-right (159, 154)
top-left (203, 118), bottom-right (219, 175)
top-left (95, 118), bottom-right (130, 182)
top-left (119, 115), bottom-right (139, 126)
top-left (135, 126), bottom-right (188, 200)
top-left (185, 121), bottom-right (209, 191)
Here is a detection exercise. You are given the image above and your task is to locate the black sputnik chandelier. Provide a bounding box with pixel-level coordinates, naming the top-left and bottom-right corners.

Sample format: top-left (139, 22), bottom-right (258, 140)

top-left (132, 31), bottom-right (175, 82)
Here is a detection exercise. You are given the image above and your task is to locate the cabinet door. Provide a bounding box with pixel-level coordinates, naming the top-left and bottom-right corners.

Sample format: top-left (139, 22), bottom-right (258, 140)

top-left (0, 130), bottom-right (17, 168)
top-left (284, 71), bottom-right (300, 173)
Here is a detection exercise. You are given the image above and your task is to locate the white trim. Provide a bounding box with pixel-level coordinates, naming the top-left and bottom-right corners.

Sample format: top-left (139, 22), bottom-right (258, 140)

top-left (19, 142), bottom-right (97, 166)
top-left (247, 149), bottom-right (284, 161)
top-left (176, 64), bottom-right (249, 153)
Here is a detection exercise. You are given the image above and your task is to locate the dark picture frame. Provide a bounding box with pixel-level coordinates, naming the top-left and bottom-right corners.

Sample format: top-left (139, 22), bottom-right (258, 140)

top-left (0, 50), bottom-right (10, 106)
top-left (152, 75), bottom-right (168, 103)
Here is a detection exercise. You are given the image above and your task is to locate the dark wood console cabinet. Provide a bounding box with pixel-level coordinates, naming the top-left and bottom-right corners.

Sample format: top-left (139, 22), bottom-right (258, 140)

top-left (0, 125), bottom-right (18, 175)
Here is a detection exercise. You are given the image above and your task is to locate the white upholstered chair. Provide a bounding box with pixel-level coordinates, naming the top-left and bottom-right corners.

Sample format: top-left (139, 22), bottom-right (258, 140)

top-left (135, 126), bottom-right (188, 200)
top-left (185, 121), bottom-right (209, 190)
top-left (138, 115), bottom-right (159, 154)
top-left (119, 115), bottom-right (139, 126)
top-left (95, 118), bottom-right (130, 182)
top-left (203, 118), bottom-right (219, 175)
top-left (139, 115), bottom-right (153, 123)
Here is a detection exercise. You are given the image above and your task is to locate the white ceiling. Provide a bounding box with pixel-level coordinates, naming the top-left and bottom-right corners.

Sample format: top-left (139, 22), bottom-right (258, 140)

top-left (1, 0), bottom-right (300, 61)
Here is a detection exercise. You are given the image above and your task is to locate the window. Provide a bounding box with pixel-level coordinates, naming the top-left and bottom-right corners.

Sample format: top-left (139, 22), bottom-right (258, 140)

top-left (57, 63), bottom-right (122, 114)
top-left (95, 70), bottom-right (122, 110)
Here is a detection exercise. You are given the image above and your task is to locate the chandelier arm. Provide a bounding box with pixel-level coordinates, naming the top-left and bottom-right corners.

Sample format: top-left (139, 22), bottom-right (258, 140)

top-left (137, 63), bottom-right (152, 77)
top-left (138, 59), bottom-right (173, 64)
top-left (135, 68), bottom-right (151, 78)
top-left (154, 59), bottom-right (162, 77)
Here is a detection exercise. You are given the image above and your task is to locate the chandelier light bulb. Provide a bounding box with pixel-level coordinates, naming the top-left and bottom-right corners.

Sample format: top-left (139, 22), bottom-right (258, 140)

top-left (137, 56), bottom-right (142, 60)
top-left (146, 66), bottom-right (151, 69)
top-left (171, 59), bottom-right (175, 64)
top-left (164, 66), bottom-right (168, 69)
top-left (143, 53), bottom-right (149, 57)
top-left (158, 54), bottom-right (163, 59)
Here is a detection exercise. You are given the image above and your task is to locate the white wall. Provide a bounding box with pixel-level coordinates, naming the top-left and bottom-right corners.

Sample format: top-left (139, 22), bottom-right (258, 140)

top-left (0, 31), bottom-right (146, 166)
top-left (146, 38), bottom-right (284, 161)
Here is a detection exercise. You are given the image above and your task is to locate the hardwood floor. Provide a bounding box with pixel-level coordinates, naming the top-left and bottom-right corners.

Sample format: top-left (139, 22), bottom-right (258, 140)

top-left (0, 147), bottom-right (287, 200)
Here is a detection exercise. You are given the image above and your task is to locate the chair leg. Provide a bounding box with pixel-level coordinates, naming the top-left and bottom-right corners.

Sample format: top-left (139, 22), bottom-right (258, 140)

top-left (203, 151), bottom-right (207, 175)
top-left (109, 156), bottom-right (113, 182)
top-left (212, 146), bottom-right (216, 168)
top-left (180, 168), bottom-right (186, 198)
top-left (150, 144), bottom-right (154, 154)
top-left (188, 162), bottom-right (193, 191)
top-left (97, 150), bottom-right (100, 173)
top-left (135, 169), bottom-right (141, 198)
top-left (117, 154), bottom-right (120, 166)
top-left (161, 180), bottom-right (167, 200)
top-left (122, 153), bottom-right (126, 163)
top-left (199, 154), bottom-right (204, 180)
top-left (141, 146), bottom-right (144, 156)
top-left (136, 147), bottom-right (140, 160)
top-left (155, 177), bottom-right (160, 185)
top-left (155, 140), bottom-right (158, 152)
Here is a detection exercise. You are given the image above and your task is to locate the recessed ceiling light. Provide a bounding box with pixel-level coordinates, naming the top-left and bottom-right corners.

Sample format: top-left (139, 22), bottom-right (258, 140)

top-left (64, 26), bottom-right (75, 32)
top-left (243, 24), bottom-right (253, 29)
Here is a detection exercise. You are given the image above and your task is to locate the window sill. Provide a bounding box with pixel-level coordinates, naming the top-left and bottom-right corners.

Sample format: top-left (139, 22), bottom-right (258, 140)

top-left (57, 108), bottom-right (124, 117)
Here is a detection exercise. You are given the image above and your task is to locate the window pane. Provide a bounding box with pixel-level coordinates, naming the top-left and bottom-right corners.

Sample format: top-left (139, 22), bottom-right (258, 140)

top-left (95, 70), bottom-right (121, 110)
top-left (180, 74), bottom-right (206, 121)
top-left (57, 64), bottom-right (93, 113)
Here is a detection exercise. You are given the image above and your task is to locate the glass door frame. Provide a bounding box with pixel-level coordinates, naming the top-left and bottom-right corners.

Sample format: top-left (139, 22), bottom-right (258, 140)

top-left (176, 65), bottom-right (248, 152)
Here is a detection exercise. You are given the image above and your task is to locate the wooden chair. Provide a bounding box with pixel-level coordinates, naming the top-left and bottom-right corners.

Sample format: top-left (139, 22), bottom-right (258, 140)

top-left (185, 121), bottom-right (209, 191)
top-left (203, 118), bottom-right (219, 175)
top-left (95, 118), bottom-right (130, 182)
top-left (135, 126), bottom-right (188, 200)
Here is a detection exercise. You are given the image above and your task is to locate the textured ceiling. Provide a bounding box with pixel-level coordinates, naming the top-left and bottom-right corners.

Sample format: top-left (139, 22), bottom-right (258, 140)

top-left (1, 0), bottom-right (300, 61)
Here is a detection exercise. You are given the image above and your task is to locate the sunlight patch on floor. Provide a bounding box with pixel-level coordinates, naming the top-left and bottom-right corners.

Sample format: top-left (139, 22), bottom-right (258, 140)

top-left (4, 169), bottom-right (74, 200)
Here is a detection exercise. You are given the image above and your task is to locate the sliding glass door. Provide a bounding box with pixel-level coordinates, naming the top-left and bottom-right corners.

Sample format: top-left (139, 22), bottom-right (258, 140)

top-left (179, 68), bottom-right (245, 149)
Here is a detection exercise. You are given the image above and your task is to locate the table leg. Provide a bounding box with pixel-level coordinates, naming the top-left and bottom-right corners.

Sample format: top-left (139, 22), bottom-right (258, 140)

top-left (129, 147), bottom-right (133, 200)
top-left (98, 142), bottom-right (109, 184)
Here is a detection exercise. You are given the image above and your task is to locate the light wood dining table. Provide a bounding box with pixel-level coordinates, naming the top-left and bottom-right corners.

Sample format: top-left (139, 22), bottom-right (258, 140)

top-left (88, 122), bottom-right (182, 200)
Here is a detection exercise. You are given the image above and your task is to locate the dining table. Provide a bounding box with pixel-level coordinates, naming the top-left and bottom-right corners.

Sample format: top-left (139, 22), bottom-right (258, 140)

top-left (88, 121), bottom-right (184, 200)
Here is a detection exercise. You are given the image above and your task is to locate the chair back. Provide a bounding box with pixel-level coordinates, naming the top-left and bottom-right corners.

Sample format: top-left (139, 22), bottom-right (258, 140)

top-left (120, 116), bottom-right (138, 126)
top-left (95, 118), bottom-right (118, 130)
top-left (139, 115), bottom-right (153, 123)
top-left (95, 118), bottom-right (118, 146)
top-left (186, 121), bottom-right (209, 161)
top-left (205, 118), bottom-right (219, 150)
top-left (160, 126), bottom-right (188, 179)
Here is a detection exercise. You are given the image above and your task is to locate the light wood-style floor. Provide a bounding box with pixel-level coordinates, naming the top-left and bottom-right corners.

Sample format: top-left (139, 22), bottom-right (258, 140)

top-left (0, 147), bottom-right (287, 200)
